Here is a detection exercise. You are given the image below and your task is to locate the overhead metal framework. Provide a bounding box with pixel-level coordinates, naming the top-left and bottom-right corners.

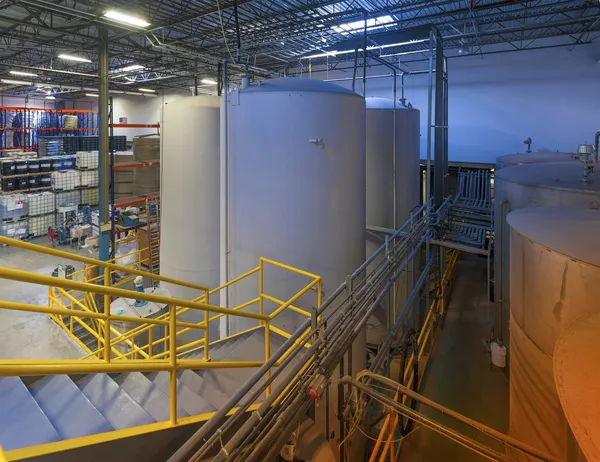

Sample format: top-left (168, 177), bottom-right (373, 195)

top-left (0, 0), bottom-right (599, 96)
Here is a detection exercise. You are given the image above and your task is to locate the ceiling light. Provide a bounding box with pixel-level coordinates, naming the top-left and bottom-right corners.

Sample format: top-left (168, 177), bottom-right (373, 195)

top-left (46, 96), bottom-right (56, 100)
top-left (58, 54), bottom-right (92, 63)
top-left (104, 10), bottom-right (150, 28)
top-left (9, 70), bottom-right (38, 77)
top-left (457, 45), bottom-right (470, 55)
top-left (85, 93), bottom-right (99, 97)
top-left (280, 41), bottom-right (285, 46)
top-left (116, 64), bottom-right (145, 73)
top-left (1, 79), bottom-right (32, 86)
top-left (138, 88), bottom-right (156, 93)
top-left (201, 78), bottom-right (218, 85)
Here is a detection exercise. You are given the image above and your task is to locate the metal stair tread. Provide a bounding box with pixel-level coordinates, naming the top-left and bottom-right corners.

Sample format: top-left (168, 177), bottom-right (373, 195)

top-left (78, 374), bottom-right (156, 429)
top-left (114, 372), bottom-right (189, 421)
top-left (0, 377), bottom-right (60, 450)
top-left (177, 370), bottom-right (231, 409)
top-left (29, 375), bottom-right (113, 439)
top-left (146, 372), bottom-right (217, 416)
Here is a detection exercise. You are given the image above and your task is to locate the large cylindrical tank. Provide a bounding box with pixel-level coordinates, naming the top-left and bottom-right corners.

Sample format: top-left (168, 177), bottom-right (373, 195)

top-left (160, 96), bottom-right (220, 340)
top-left (507, 206), bottom-right (600, 461)
top-left (365, 97), bottom-right (420, 344)
top-left (493, 162), bottom-right (600, 347)
top-left (228, 77), bottom-right (365, 457)
top-left (495, 151), bottom-right (574, 170)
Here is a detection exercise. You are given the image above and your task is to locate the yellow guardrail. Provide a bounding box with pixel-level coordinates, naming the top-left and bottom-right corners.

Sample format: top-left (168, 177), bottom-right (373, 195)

top-left (0, 235), bottom-right (321, 431)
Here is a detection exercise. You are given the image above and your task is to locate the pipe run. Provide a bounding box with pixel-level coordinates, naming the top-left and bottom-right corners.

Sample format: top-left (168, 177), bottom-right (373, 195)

top-left (595, 129), bottom-right (600, 164)
top-left (345, 373), bottom-right (562, 462)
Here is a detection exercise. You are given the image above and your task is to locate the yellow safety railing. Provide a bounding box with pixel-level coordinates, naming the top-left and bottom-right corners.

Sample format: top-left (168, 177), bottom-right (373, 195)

top-left (0, 235), bottom-right (321, 433)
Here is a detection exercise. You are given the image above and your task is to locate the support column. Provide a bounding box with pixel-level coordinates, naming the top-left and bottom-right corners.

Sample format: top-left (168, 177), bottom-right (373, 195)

top-left (98, 27), bottom-right (110, 262)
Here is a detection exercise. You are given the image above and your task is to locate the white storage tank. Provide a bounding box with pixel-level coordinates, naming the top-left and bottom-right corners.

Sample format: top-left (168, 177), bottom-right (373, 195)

top-left (507, 206), bottom-right (600, 461)
top-left (493, 162), bottom-right (600, 347)
top-left (495, 151), bottom-right (574, 170)
top-left (227, 77), bottom-right (365, 456)
top-left (365, 97), bottom-right (420, 344)
top-left (160, 96), bottom-right (220, 340)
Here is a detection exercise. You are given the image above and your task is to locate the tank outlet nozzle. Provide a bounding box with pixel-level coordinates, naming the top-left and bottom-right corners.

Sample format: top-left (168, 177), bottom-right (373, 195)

top-left (309, 138), bottom-right (325, 149)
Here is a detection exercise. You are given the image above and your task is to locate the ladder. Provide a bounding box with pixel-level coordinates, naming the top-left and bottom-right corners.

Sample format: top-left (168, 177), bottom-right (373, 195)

top-left (145, 196), bottom-right (160, 283)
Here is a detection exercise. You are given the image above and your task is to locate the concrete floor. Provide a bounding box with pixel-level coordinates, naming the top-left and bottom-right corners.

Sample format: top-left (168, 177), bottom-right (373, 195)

top-left (401, 253), bottom-right (509, 460)
top-left (0, 237), bottom-right (89, 360)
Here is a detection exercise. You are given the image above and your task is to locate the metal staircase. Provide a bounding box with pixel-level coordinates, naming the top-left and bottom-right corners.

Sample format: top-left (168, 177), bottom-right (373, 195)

top-left (146, 196), bottom-right (160, 279)
top-left (0, 328), bottom-right (293, 452)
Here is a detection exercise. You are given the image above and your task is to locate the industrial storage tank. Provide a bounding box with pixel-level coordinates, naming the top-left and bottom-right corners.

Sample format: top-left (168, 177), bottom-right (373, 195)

top-left (507, 206), bottom-right (600, 461)
top-left (227, 77), bottom-right (365, 456)
top-left (365, 97), bottom-right (420, 344)
top-left (493, 162), bottom-right (600, 348)
top-left (495, 151), bottom-right (574, 170)
top-left (160, 96), bottom-right (220, 340)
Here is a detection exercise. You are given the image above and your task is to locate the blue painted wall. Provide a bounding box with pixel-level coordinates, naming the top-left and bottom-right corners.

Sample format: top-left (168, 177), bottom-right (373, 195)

top-left (320, 41), bottom-right (600, 163)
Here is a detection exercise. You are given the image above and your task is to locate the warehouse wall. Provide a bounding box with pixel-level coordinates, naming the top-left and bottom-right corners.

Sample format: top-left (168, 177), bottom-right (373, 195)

top-left (111, 89), bottom-right (191, 140)
top-left (309, 41), bottom-right (600, 163)
top-left (0, 95), bottom-right (94, 111)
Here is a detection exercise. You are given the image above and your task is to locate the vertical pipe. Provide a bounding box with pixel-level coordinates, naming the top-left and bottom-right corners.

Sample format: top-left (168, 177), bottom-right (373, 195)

top-left (220, 61), bottom-right (230, 338)
top-left (98, 27), bottom-right (110, 263)
top-left (362, 14), bottom-right (367, 97)
top-left (170, 303), bottom-right (178, 424)
top-left (434, 29), bottom-right (445, 209)
top-left (391, 72), bottom-right (397, 332)
top-left (426, 28), bottom-right (434, 319)
top-left (401, 72), bottom-right (406, 105)
top-left (109, 96), bottom-right (115, 258)
top-left (351, 46), bottom-right (359, 93)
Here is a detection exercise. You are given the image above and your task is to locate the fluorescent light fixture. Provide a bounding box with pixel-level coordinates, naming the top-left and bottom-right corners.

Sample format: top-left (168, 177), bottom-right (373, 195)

top-left (1, 79), bottom-right (32, 86)
top-left (332, 15), bottom-right (393, 35)
top-left (9, 70), bottom-right (38, 77)
top-left (138, 88), bottom-right (156, 93)
top-left (104, 10), bottom-right (150, 27)
top-left (304, 39), bottom-right (428, 59)
top-left (46, 96), bottom-right (56, 100)
top-left (117, 64), bottom-right (145, 73)
top-left (85, 93), bottom-right (99, 97)
top-left (58, 54), bottom-right (92, 63)
top-left (201, 78), bottom-right (218, 85)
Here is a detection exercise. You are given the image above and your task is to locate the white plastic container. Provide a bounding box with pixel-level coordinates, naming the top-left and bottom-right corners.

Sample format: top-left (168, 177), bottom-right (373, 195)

top-left (51, 170), bottom-right (80, 191)
top-left (0, 194), bottom-right (28, 221)
top-left (78, 170), bottom-right (98, 188)
top-left (0, 219), bottom-right (28, 240)
top-left (55, 190), bottom-right (79, 208)
top-left (79, 187), bottom-right (99, 206)
top-left (75, 151), bottom-right (99, 169)
top-left (27, 191), bottom-right (55, 216)
top-left (490, 341), bottom-right (507, 367)
top-left (28, 213), bottom-right (55, 237)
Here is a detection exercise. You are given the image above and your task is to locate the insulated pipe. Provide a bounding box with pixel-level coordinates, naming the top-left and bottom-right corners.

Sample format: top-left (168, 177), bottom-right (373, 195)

top-left (220, 60), bottom-right (231, 334)
top-left (341, 378), bottom-right (512, 462)
top-left (595, 129), bottom-right (600, 164)
top-left (355, 373), bottom-right (563, 462)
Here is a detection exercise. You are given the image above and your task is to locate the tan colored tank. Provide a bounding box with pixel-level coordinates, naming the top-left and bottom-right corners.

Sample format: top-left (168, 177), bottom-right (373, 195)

top-left (507, 206), bottom-right (600, 461)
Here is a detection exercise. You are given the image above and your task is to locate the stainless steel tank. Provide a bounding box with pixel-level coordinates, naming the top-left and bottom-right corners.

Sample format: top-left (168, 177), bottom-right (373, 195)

top-left (507, 206), bottom-right (600, 461)
top-left (228, 77), bottom-right (365, 458)
top-left (365, 97), bottom-right (420, 345)
top-left (160, 96), bottom-right (220, 341)
top-left (495, 151), bottom-right (574, 170)
top-left (494, 162), bottom-right (600, 347)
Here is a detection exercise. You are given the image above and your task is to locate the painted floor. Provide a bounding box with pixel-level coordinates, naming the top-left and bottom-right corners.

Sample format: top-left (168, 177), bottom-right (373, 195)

top-left (0, 237), bottom-right (89, 360)
top-left (400, 253), bottom-right (509, 461)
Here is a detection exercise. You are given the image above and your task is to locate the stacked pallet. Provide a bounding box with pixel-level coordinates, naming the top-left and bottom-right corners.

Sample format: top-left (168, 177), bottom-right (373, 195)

top-left (0, 194), bottom-right (28, 240)
top-left (75, 151), bottom-right (99, 207)
top-left (27, 191), bottom-right (56, 237)
top-left (114, 151), bottom-right (134, 200)
top-left (133, 136), bottom-right (160, 196)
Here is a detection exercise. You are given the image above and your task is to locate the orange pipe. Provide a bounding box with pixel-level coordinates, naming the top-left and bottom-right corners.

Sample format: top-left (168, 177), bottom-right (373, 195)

top-left (369, 411), bottom-right (391, 462)
top-left (379, 392), bottom-right (400, 462)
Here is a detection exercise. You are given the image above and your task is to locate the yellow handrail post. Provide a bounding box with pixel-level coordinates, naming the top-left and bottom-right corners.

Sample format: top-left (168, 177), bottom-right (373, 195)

top-left (259, 258), bottom-right (264, 325)
top-left (169, 303), bottom-right (177, 425)
top-left (204, 291), bottom-right (210, 362)
top-left (103, 270), bottom-right (111, 362)
top-left (265, 321), bottom-right (271, 397)
top-left (69, 301), bottom-right (73, 333)
top-left (148, 326), bottom-right (153, 359)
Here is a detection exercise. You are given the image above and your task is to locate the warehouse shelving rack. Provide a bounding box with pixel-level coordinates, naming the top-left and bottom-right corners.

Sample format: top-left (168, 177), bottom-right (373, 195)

top-left (0, 107), bottom-right (98, 154)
